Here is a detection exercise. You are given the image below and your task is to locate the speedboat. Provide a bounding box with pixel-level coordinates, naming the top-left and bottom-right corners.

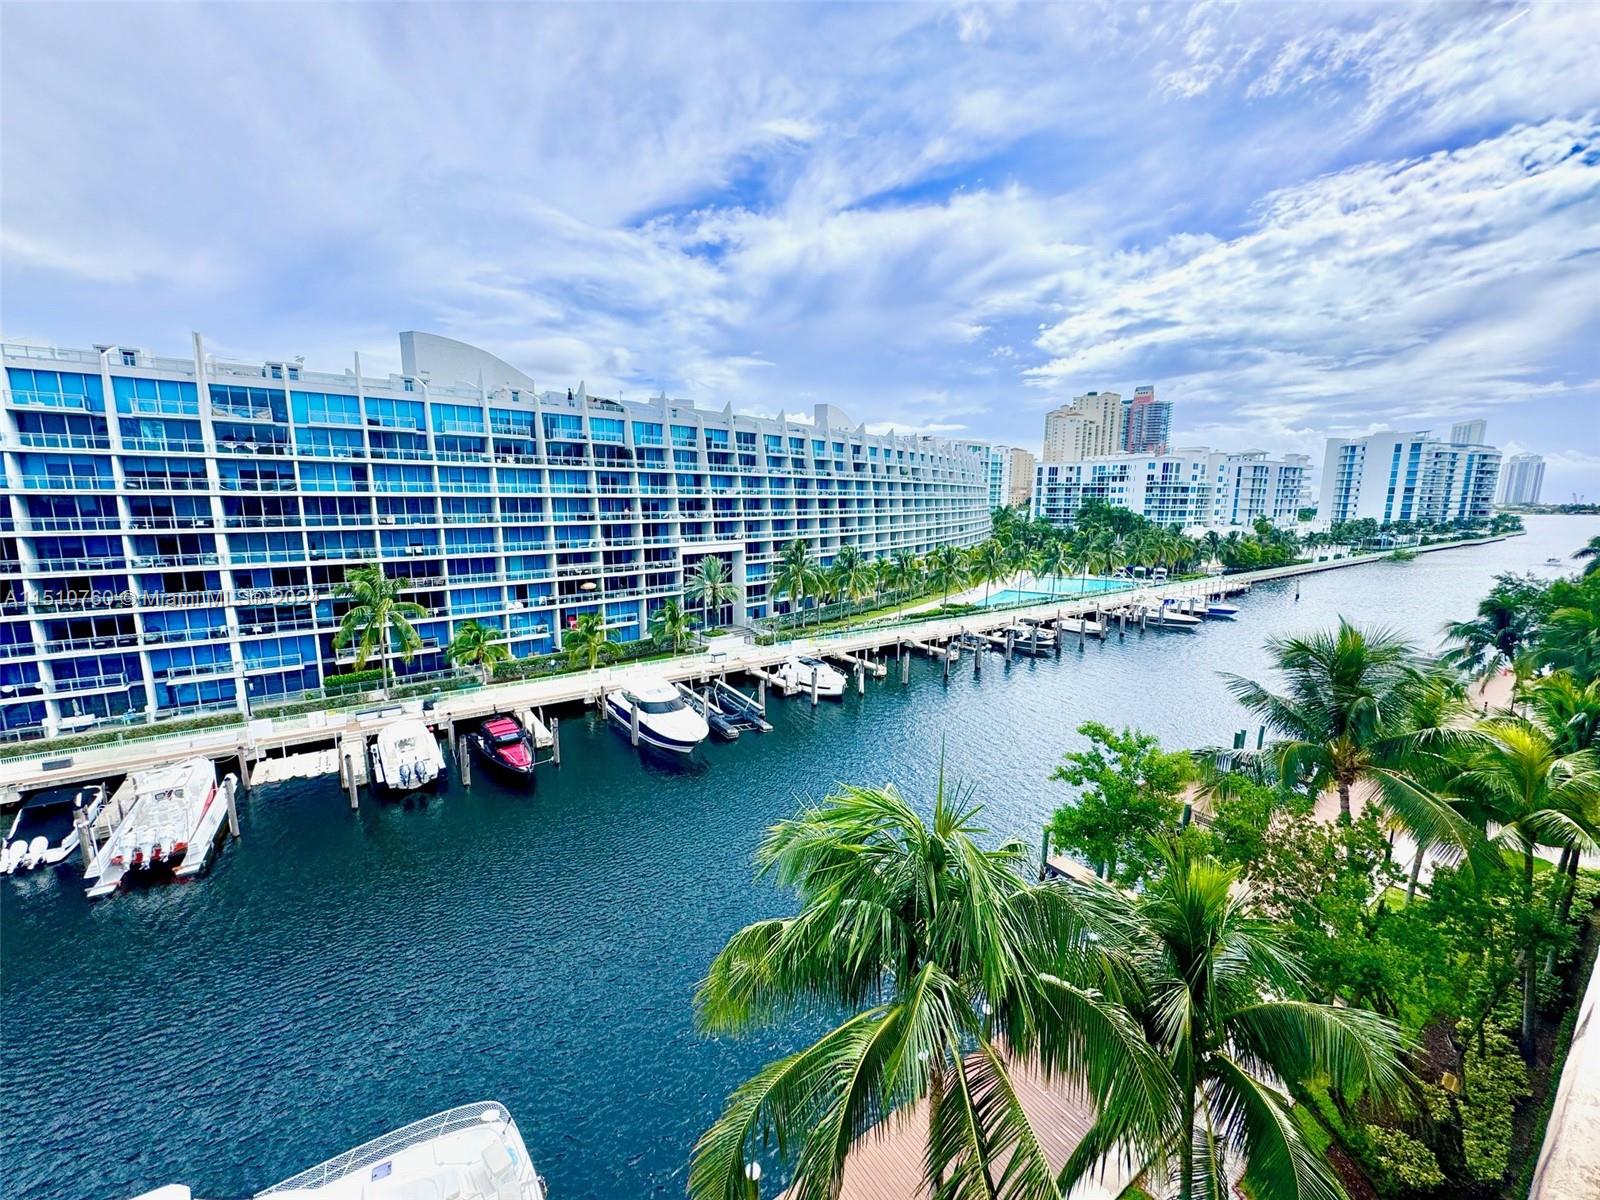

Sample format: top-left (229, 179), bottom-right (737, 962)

top-left (370, 718), bottom-right (447, 797)
top-left (772, 655), bottom-right (847, 698)
top-left (1002, 623), bottom-right (1056, 653)
top-left (467, 714), bottom-right (536, 783)
top-left (1204, 599), bottom-right (1240, 618)
top-left (1545, 557), bottom-right (1562, 566)
top-left (2, 781), bottom-right (108, 874)
top-left (605, 674), bottom-right (710, 753)
top-left (84, 758), bottom-right (225, 898)
top-left (128, 1100), bottom-right (545, 1199)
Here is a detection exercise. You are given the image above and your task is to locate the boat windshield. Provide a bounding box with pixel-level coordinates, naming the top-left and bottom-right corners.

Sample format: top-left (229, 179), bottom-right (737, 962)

top-left (632, 697), bottom-right (683, 715)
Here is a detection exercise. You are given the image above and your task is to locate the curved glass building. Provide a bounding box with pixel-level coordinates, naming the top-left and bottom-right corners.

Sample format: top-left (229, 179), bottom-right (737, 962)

top-left (0, 333), bottom-right (989, 739)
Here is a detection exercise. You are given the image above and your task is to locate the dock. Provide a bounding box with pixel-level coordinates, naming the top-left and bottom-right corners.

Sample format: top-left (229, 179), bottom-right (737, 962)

top-left (0, 535), bottom-right (1513, 801)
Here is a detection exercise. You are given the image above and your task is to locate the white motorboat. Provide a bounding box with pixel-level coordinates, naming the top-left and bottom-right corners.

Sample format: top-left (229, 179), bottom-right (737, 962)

top-left (772, 655), bottom-right (847, 698)
top-left (370, 718), bottom-right (447, 796)
top-left (127, 1100), bottom-right (545, 1200)
top-left (3, 781), bottom-right (107, 874)
top-left (1204, 599), bottom-right (1240, 619)
top-left (83, 758), bottom-right (225, 898)
top-left (605, 674), bottom-right (710, 753)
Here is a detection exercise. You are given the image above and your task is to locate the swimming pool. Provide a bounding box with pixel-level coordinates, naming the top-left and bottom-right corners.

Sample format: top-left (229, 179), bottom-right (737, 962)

top-left (979, 577), bottom-right (1134, 607)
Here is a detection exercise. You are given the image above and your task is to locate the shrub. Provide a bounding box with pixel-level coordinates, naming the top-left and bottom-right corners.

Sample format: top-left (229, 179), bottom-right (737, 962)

top-left (1363, 1125), bottom-right (1444, 1194)
top-left (322, 668), bottom-right (384, 695)
top-left (1459, 1028), bottom-right (1529, 1182)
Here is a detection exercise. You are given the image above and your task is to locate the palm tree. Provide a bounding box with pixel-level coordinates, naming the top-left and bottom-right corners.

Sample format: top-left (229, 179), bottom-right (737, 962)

top-left (1455, 718), bottom-right (1600, 1053)
top-left (686, 555), bottom-right (738, 630)
top-left (1444, 575), bottom-right (1544, 680)
top-left (1540, 588), bottom-right (1600, 681)
top-left (925, 543), bottom-right (969, 607)
top-left (1059, 842), bottom-right (1408, 1200)
top-left (970, 537), bottom-right (1009, 606)
top-left (649, 598), bottom-right (695, 653)
top-left (690, 778), bottom-right (1174, 1200)
top-left (334, 564), bottom-right (427, 699)
top-left (1572, 535), bottom-right (1600, 577)
top-left (772, 539), bottom-right (821, 626)
top-left (562, 611), bottom-right (617, 671)
top-left (444, 619), bottom-right (509, 684)
top-left (1032, 539), bottom-right (1070, 600)
top-left (1225, 621), bottom-right (1473, 851)
top-left (828, 544), bottom-right (873, 608)
top-left (889, 548), bottom-right (922, 601)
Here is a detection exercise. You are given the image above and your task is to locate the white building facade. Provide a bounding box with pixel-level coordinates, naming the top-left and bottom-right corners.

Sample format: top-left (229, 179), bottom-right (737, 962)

top-left (1030, 448), bottom-right (1307, 531)
top-left (1499, 454), bottom-right (1545, 506)
top-left (0, 332), bottom-right (990, 738)
top-left (1318, 427), bottom-right (1502, 526)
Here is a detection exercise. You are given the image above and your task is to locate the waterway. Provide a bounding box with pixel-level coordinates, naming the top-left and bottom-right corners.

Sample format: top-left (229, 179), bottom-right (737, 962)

top-left (2, 516), bottom-right (1595, 1200)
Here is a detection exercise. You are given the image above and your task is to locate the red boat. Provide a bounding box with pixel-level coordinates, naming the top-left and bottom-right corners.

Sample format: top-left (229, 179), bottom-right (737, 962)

top-left (467, 715), bottom-right (536, 783)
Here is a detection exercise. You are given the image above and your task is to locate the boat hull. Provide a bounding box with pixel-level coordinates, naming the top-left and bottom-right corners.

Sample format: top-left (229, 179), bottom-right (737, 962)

top-left (603, 697), bottom-right (703, 754)
top-left (467, 734), bottom-right (537, 784)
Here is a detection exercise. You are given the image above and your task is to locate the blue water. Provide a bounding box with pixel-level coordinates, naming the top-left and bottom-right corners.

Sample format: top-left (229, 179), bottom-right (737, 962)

top-left (981, 577), bottom-right (1133, 607)
top-left (2, 516), bottom-right (1595, 1200)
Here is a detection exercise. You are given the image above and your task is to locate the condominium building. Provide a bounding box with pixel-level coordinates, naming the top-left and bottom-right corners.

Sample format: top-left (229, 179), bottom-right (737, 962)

top-left (1122, 386), bottom-right (1171, 455)
top-left (0, 332), bottom-right (989, 739)
top-left (1318, 425), bottom-right (1502, 526)
top-left (1031, 448), bottom-right (1307, 531)
top-left (1498, 453), bottom-right (1545, 506)
top-left (951, 442), bottom-right (1036, 511)
top-left (1042, 391), bottom-right (1122, 462)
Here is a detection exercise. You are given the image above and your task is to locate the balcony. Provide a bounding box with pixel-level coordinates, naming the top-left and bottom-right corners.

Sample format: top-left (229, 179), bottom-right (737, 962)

top-left (124, 475), bottom-right (209, 492)
top-left (152, 659), bottom-right (240, 682)
top-left (16, 432), bottom-right (110, 451)
top-left (17, 474), bottom-right (116, 491)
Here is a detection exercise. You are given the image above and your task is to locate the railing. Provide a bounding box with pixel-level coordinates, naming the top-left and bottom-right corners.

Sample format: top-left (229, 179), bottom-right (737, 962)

top-left (17, 432), bottom-right (111, 451)
top-left (257, 1102), bottom-right (517, 1195)
top-left (17, 474), bottom-right (115, 490)
top-left (9, 391), bottom-right (100, 412)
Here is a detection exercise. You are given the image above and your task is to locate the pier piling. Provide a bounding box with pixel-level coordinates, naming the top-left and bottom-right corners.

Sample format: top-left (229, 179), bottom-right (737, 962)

top-left (1005, 628), bottom-right (1014, 663)
top-left (900, 646), bottom-right (910, 685)
top-left (630, 701), bottom-right (640, 747)
top-left (235, 749), bottom-right (249, 798)
top-left (855, 661), bottom-right (865, 695)
top-left (344, 754), bottom-right (358, 809)
top-left (942, 643), bottom-right (951, 682)
top-left (550, 718), bottom-right (561, 765)
top-left (810, 666), bottom-right (819, 706)
top-left (458, 735), bottom-right (472, 789)
top-left (225, 778), bottom-right (240, 838)
top-left (75, 810), bottom-right (95, 869)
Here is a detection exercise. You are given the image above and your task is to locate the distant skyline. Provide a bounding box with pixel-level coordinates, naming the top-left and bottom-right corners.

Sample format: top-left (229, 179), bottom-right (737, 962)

top-left (3, 2), bottom-right (1597, 498)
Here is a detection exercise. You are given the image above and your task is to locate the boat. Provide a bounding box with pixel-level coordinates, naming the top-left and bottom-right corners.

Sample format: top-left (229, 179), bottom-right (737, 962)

top-left (466, 714), bottom-right (536, 783)
top-left (83, 758), bottom-right (225, 898)
top-left (604, 674), bottom-right (710, 753)
top-left (1001, 623), bottom-right (1056, 653)
top-left (1148, 605), bottom-right (1201, 629)
top-left (370, 718), bottom-right (448, 796)
top-left (772, 655), bottom-right (847, 697)
top-left (128, 1100), bottom-right (545, 1200)
top-left (1545, 556), bottom-right (1563, 566)
top-left (2, 781), bottom-right (108, 874)
top-left (1203, 600), bottom-right (1240, 619)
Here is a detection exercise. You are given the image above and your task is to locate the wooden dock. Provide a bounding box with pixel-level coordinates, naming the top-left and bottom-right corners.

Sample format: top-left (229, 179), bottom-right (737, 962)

top-left (783, 1052), bottom-right (1137, 1200)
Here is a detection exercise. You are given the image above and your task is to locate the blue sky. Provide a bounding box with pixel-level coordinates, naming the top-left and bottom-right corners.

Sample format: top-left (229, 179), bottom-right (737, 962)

top-left (3, 1), bottom-right (1598, 497)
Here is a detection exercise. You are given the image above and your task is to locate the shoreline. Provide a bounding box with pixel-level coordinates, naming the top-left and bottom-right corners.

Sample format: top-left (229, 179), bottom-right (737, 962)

top-left (0, 532), bottom-right (1511, 797)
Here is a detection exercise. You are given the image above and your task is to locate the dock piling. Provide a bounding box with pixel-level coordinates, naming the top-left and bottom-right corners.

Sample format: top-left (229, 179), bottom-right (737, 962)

top-left (458, 735), bottom-right (472, 789)
top-left (942, 642), bottom-right (951, 682)
top-left (1005, 628), bottom-right (1014, 663)
top-left (810, 666), bottom-right (819, 706)
top-left (225, 777), bottom-right (240, 838)
top-left (900, 646), bottom-right (911, 685)
top-left (75, 810), bottom-right (96, 869)
top-left (235, 748), bottom-right (249, 798)
top-left (550, 718), bottom-right (561, 765)
top-left (344, 753), bottom-right (359, 809)
top-left (855, 661), bottom-right (865, 695)
top-left (630, 701), bottom-right (640, 747)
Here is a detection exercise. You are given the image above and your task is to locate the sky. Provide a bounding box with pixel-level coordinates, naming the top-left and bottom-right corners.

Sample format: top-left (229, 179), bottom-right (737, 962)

top-left (3, 1), bottom-right (1598, 499)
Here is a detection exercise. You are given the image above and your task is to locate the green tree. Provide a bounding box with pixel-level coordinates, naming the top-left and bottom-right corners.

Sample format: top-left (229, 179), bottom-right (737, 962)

top-left (1574, 534), bottom-right (1600, 577)
top-left (686, 555), bottom-right (738, 629)
top-left (562, 611), bottom-right (618, 671)
top-left (1048, 721), bottom-right (1195, 885)
top-left (649, 598), bottom-right (695, 653)
top-left (444, 619), bottom-right (509, 683)
top-left (827, 544), bottom-right (874, 606)
top-left (772, 539), bottom-right (822, 625)
top-left (1225, 621), bottom-right (1471, 852)
top-left (1454, 717), bottom-right (1600, 1054)
top-left (889, 548), bottom-right (922, 600)
top-left (1059, 842), bottom-right (1409, 1200)
top-left (970, 537), bottom-right (1010, 606)
top-left (334, 564), bottom-right (428, 698)
top-left (925, 542), bottom-right (969, 606)
top-left (1032, 538), bottom-right (1071, 600)
top-left (1444, 573), bottom-right (1547, 679)
top-left (690, 778), bottom-right (1173, 1200)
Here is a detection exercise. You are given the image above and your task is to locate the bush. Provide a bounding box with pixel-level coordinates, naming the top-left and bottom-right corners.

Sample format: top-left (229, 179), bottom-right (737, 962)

top-left (0, 712), bottom-right (244, 760)
top-left (1362, 1125), bottom-right (1444, 1194)
top-left (322, 668), bottom-right (384, 695)
top-left (1459, 1028), bottom-right (1529, 1182)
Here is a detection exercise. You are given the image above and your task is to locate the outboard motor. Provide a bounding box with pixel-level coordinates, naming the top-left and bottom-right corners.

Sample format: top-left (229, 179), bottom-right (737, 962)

top-left (399, 761), bottom-right (412, 788)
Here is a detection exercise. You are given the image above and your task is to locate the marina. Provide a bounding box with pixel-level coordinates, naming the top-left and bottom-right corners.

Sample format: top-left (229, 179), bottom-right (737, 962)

top-left (0, 517), bottom-right (1592, 1200)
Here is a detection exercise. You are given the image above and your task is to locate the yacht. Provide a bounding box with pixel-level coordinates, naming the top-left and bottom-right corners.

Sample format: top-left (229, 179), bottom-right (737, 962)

top-left (466, 714), bottom-right (536, 784)
top-left (772, 655), bottom-right (847, 698)
top-left (83, 758), bottom-right (224, 898)
top-left (605, 674), bottom-right (710, 753)
top-left (128, 1100), bottom-right (545, 1200)
top-left (2, 781), bottom-right (108, 874)
top-left (370, 718), bottom-right (448, 797)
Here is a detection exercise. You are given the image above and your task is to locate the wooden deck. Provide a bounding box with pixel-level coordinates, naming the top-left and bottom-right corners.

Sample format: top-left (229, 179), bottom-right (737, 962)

top-left (786, 1054), bottom-right (1136, 1200)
